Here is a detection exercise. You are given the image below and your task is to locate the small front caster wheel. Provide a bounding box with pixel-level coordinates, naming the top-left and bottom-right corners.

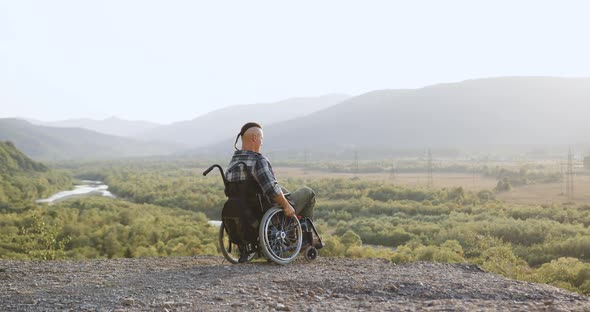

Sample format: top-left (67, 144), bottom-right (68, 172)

top-left (304, 246), bottom-right (318, 261)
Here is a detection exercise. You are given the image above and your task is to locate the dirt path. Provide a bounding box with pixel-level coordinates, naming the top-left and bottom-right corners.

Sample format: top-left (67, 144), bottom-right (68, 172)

top-left (1, 256), bottom-right (588, 311)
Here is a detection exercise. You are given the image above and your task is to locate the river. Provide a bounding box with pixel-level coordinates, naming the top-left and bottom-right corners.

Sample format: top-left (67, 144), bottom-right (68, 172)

top-left (36, 180), bottom-right (116, 204)
top-left (208, 220), bottom-right (222, 227)
top-left (38, 181), bottom-right (223, 226)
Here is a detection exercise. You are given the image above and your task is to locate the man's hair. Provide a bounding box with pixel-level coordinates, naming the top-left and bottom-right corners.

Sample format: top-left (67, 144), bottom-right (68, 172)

top-left (234, 122), bottom-right (262, 150)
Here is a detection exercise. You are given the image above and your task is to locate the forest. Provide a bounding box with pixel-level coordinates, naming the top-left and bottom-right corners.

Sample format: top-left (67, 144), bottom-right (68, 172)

top-left (1, 144), bottom-right (590, 294)
top-left (0, 141), bottom-right (71, 211)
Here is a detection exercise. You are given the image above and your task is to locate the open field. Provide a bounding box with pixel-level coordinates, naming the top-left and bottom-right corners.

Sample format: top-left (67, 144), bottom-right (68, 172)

top-left (496, 174), bottom-right (590, 206)
top-left (276, 167), bottom-right (498, 191)
top-left (275, 166), bottom-right (590, 206)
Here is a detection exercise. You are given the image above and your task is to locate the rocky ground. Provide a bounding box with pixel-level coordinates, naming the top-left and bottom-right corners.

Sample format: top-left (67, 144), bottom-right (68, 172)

top-left (1, 256), bottom-right (589, 311)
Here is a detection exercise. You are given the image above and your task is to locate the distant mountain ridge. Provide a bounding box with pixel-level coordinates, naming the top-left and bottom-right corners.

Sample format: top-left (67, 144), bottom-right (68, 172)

top-left (137, 94), bottom-right (350, 147)
top-left (201, 77), bottom-right (590, 157)
top-left (28, 117), bottom-right (161, 138)
top-left (0, 118), bottom-right (177, 160)
top-left (6, 77), bottom-right (590, 160)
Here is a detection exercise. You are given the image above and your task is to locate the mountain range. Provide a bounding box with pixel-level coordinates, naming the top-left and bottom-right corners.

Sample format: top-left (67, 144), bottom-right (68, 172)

top-left (28, 117), bottom-right (161, 137)
top-left (3, 77), bottom-right (590, 160)
top-left (0, 118), bottom-right (177, 160)
top-left (193, 77), bottom-right (590, 159)
top-left (256, 77), bottom-right (590, 155)
top-left (3, 94), bottom-right (349, 160)
top-left (135, 94), bottom-right (350, 147)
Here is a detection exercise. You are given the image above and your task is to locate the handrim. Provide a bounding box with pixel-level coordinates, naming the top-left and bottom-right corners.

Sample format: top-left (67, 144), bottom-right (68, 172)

top-left (259, 207), bottom-right (302, 265)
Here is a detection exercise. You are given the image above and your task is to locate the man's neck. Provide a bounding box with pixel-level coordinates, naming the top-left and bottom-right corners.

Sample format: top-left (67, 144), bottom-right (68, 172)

top-left (240, 147), bottom-right (259, 154)
top-left (241, 145), bottom-right (259, 153)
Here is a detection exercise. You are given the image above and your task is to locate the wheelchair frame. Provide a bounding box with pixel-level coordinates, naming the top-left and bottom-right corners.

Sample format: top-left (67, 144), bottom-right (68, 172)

top-left (203, 164), bottom-right (323, 265)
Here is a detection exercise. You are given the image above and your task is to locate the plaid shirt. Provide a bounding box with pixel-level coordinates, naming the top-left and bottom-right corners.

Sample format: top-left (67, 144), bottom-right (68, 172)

top-left (225, 150), bottom-right (282, 201)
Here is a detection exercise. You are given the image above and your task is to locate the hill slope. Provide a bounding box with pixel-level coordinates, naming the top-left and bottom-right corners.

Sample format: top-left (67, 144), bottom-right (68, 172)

top-left (0, 141), bottom-right (71, 205)
top-left (138, 94), bottom-right (350, 147)
top-left (199, 77), bottom-right (590, 157)
top-left (0, 257), bottom-right (588, 311)
top-left (0, 119), bottom-right (178, 160)
top-left (0, 141), bottom-right (48, 173)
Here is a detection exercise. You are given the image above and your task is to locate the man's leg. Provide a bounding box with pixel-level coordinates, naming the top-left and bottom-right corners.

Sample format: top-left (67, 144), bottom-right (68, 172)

top-left (290, 186), bottom-right (316, 219)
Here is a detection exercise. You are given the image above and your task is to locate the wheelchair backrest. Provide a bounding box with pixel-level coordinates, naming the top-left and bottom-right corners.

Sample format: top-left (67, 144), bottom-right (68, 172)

top-left (203, 162), bottom-right (267, 245)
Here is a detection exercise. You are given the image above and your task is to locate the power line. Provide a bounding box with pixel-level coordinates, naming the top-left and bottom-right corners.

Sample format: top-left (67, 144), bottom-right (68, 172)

top-left (566, 147), bottom-right (575, 201)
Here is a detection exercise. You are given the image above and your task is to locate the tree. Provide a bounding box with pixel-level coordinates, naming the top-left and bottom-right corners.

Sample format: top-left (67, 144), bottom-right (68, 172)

top-left (340, 230), bottom-right (362, 248)
top-left (103, 231), bottom-right (121, 258)
top-left (494, 177), bottom-right (512, 193)
top-left (20, 213), bottom-right (69, 260)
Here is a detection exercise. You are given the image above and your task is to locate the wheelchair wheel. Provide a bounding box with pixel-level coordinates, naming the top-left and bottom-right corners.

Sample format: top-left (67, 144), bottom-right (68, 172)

top-left (218, 221), bottom-right (254, 264)
top-left (304, 246), bottom-right (318, 261)
top-left (259, 207), bottom-right (303, 265)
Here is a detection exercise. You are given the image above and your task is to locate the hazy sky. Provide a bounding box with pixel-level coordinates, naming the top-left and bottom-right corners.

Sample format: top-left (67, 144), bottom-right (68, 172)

top-left (1, 1), bottom-right (589, 124)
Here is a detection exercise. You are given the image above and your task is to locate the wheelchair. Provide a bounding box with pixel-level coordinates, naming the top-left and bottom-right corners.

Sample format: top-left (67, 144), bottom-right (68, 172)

top-left (203, 164), bottom-right (323, 265)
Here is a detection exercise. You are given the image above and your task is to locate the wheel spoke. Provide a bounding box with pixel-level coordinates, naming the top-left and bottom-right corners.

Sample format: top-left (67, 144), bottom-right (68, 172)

top-left (283, 221), bottom-right (294, 230)
top-left (284, 225), bottom-right (297, 233)
top-left (285, 237), bottom-right (298, 245)
top-left (261, 208), bottom-right (303, 263)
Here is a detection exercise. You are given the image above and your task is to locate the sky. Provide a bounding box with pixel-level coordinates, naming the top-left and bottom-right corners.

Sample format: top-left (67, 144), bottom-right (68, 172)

top-left (1, 0), bottom-right (590, 124)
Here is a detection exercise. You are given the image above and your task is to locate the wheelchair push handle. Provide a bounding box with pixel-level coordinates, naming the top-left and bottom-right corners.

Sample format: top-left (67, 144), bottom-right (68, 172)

top-left (202, 164), bottom-right (219, 176)
top-left (203, 164), bottom-right (230, 193)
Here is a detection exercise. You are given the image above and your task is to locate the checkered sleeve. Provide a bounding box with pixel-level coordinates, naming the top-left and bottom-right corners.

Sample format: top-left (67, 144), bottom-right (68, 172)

top-left (253, 156), bottom-right (282, 199)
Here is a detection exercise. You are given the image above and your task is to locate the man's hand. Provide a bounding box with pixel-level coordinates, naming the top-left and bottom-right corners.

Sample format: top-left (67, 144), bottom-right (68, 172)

top-left (274, 192), bottom-right (296, 217)
top-left (283, 203), bottom-right (296, 218)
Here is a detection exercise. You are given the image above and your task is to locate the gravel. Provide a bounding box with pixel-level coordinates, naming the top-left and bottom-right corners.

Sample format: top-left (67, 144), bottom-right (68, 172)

top-left (1, 256), bottom-right (588, 311)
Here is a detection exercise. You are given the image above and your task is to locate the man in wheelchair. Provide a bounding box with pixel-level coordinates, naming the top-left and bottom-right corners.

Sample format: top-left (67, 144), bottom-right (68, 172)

top-left (226, 122), bottom-right (318, 262)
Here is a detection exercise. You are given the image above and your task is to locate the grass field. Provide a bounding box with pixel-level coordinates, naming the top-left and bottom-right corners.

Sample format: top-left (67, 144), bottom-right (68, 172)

top-left (496, 174), bottom-right (590, 205)
top-left (275, 166), bottom-right (590, 206)
top-left (275, 167), bottom-right (498, 191)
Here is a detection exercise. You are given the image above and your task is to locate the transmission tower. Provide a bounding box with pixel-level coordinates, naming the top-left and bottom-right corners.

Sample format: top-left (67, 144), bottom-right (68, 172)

top-left (472, 159), bottom-right (478, 186)
top-left (426, 149), bottom-right (433, 189)
top-left (566, 148), bottom-right (575, 201)
top-left (560, 161), bottom-right (565, 195)
top-left (303, 149), bottom-right (309, 175)
top-left (389, 159), bottom-right (396, 181)
top-left (353, 151), bottom-right (359, 176)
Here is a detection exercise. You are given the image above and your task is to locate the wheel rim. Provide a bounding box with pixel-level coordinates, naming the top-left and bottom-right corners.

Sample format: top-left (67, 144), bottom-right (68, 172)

top-left (260, 208), bottom-right (302, 264)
